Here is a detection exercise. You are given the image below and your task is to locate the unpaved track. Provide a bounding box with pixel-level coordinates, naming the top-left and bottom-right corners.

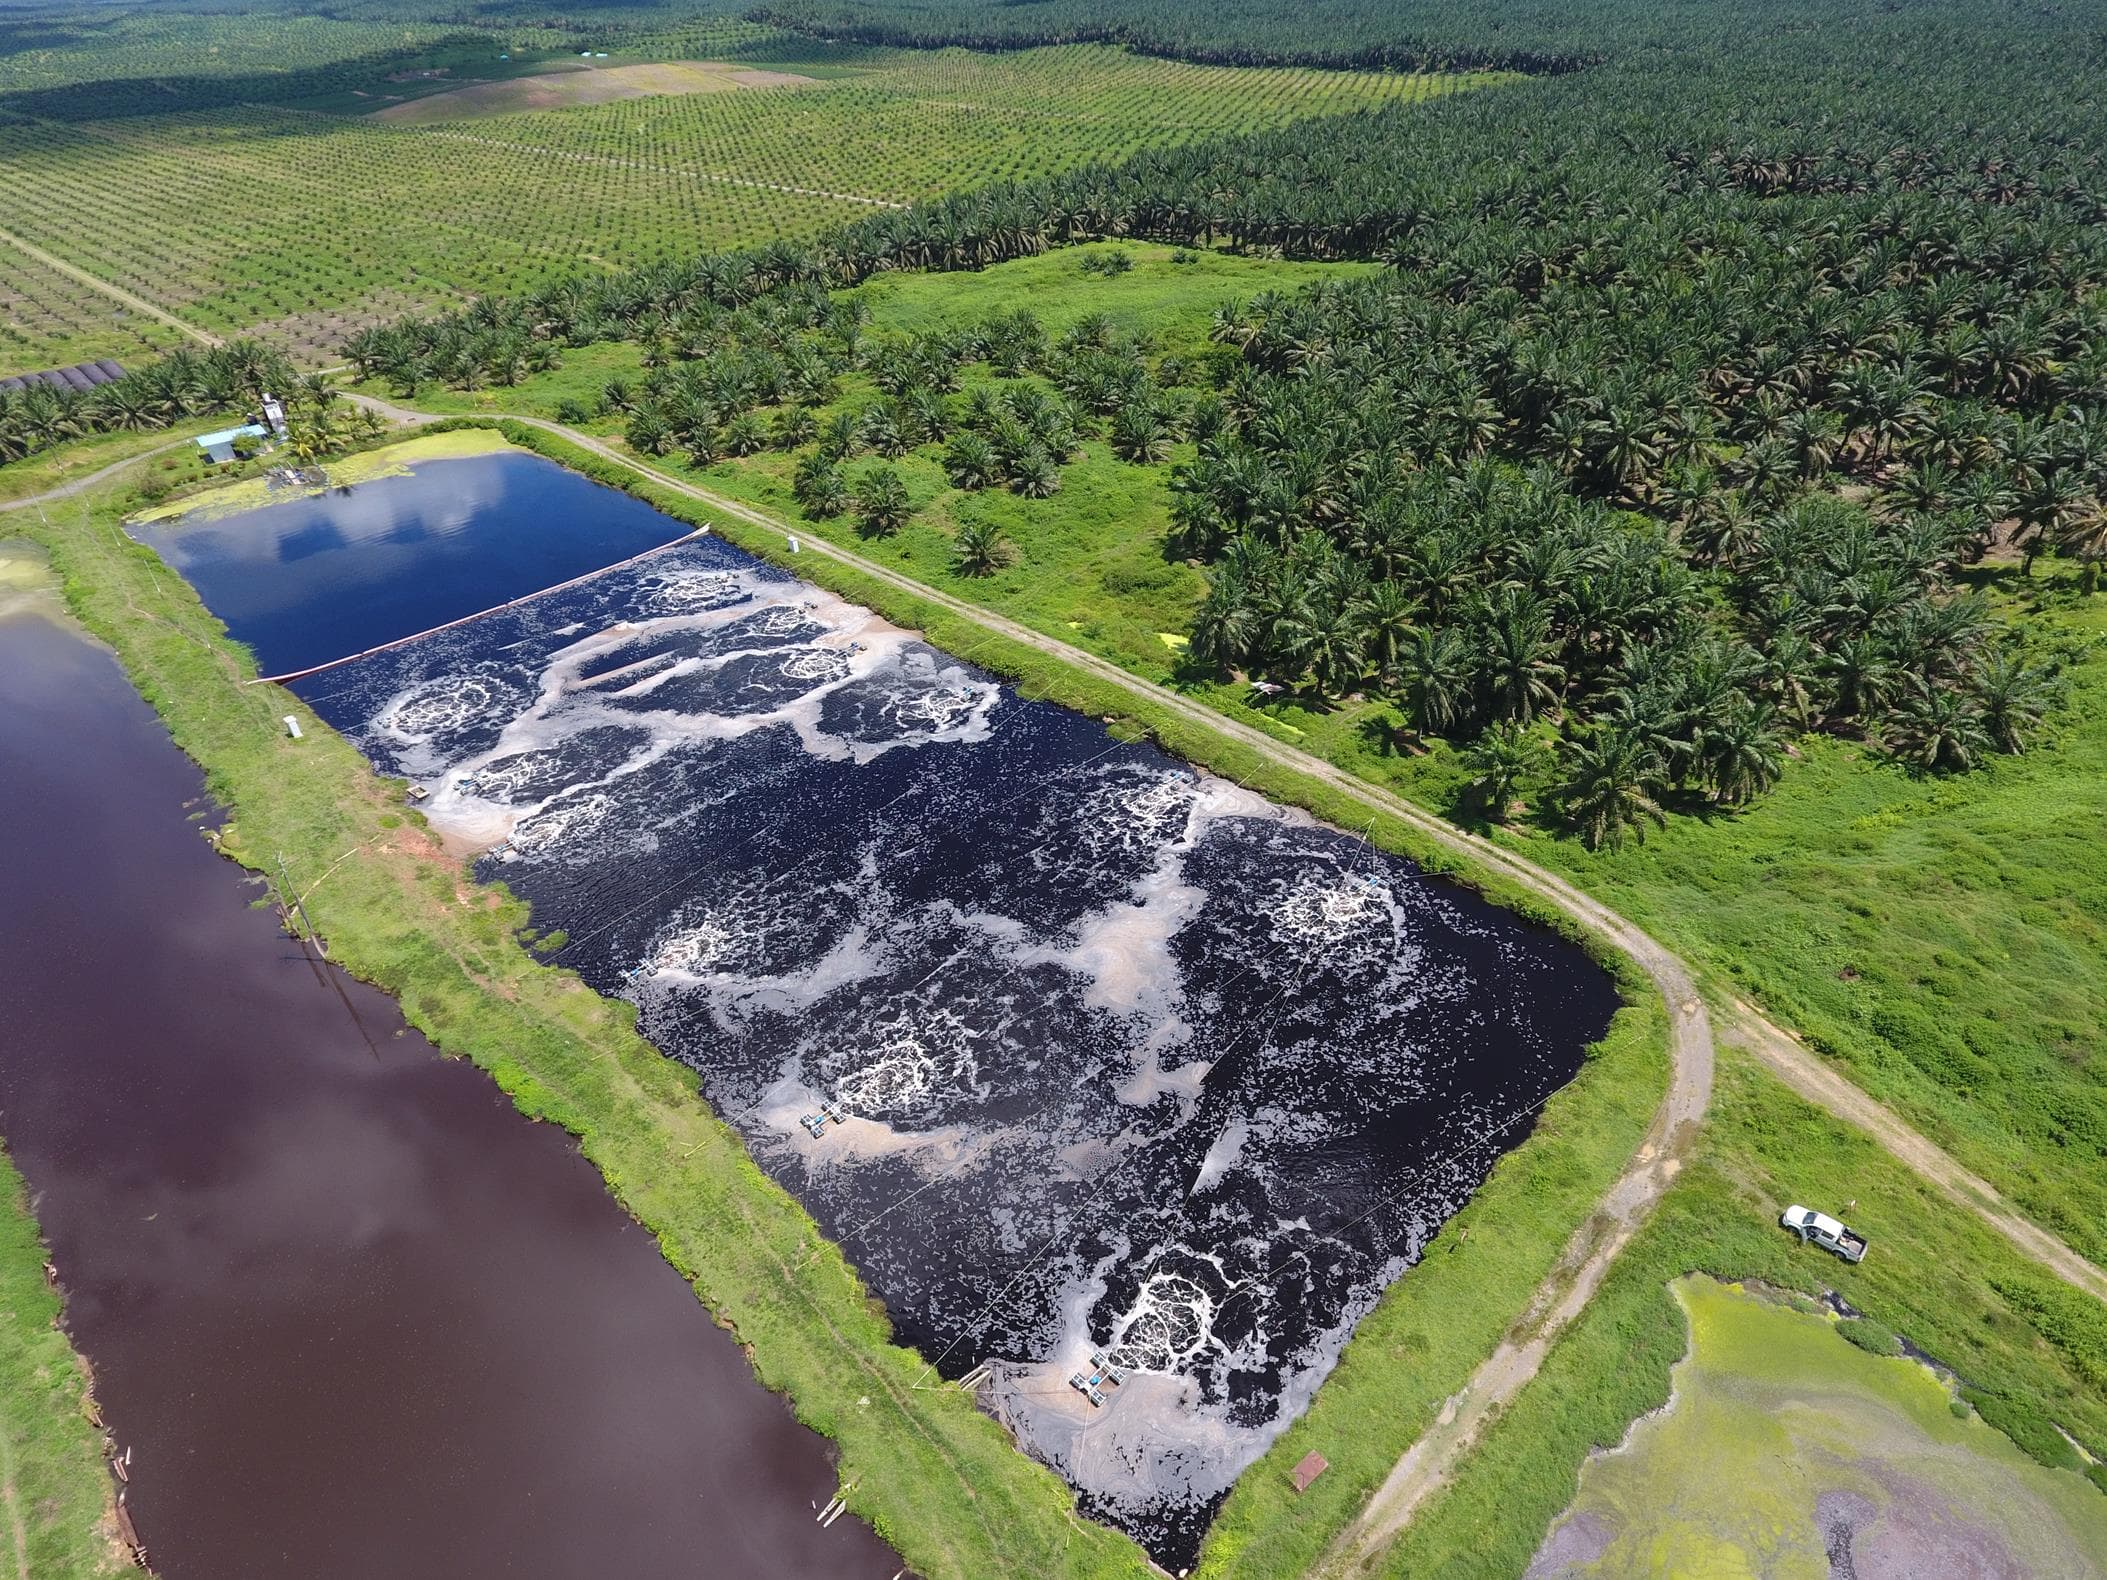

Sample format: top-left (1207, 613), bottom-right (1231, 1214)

top-left (53, 397), bottom-right (2107, 1575)
top-left (1724, 1001), bottom-right (2107, 1303)
top-left (0, 224), bottom-right (220, 350)
top-left (0, 435), bottom-right (198, 512)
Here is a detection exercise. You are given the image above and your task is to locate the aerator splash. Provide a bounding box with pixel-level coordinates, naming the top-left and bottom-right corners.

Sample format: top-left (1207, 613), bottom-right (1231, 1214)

top-left (300, 534), bottom-right (1617, 1567)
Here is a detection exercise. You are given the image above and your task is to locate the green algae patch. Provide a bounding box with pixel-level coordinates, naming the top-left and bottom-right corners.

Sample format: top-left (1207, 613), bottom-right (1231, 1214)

top-left (131, 428), bottom-right (517, 527)
top-left (0, 536), bottom-right (55, 594)
top-left (1530, 1276), bottom-right (2107, 1578)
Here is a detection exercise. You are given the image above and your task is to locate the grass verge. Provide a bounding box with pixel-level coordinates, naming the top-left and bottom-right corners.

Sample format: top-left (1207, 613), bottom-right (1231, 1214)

top-left (0, 1144), bottom-right (127, 1580)
top-left (1375, 1052), bottom-right (2107, 1578)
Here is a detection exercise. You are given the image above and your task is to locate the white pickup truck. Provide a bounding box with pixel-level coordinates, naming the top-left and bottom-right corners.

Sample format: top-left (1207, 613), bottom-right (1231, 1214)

top-left (1781, 1204), bottom-right (1868, 1263)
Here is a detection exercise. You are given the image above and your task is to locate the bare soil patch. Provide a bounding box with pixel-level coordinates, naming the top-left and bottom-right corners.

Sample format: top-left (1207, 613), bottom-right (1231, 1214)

top-left (373, 62), bottom-right (816, 124)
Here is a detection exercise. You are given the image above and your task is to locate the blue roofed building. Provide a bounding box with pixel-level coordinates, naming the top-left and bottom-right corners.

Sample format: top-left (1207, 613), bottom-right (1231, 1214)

top-left (194, 423), bottom-right (271, 464)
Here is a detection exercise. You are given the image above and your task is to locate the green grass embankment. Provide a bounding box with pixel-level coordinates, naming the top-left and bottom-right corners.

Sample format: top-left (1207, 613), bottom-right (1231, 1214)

top-left (23, 429), bottom-right (1667, 1580)
top-left (0, 1147), bottom-right (128, 1580)
top-left (1375, 1052), bottom-right (2107, 1578)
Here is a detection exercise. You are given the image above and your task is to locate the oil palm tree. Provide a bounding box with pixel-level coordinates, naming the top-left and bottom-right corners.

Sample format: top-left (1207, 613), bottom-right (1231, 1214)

top-left (2055, 495), bottom-right (2107, 592)
top-left (1477, 600), bottom-right (1567, 724)
top-left (1890, 681), bottom-right (1992, 772)
top-left (945, 431), bottom-right (1000, 490)
top-left (1464, 721), bottom-right (1548, 821)
top-left (1559, 726), bottom-right (1669, 850)
top-left (951, 518), bottom-right (1009, 578)
top-left (1008, 447), bottom-right (1062, 499)
top-left (1698, 703), bottom-right (1786, 806)
top-left (1400, 626), bottom-right (1473, 739)
top-left (854, 465), bottom-right (912, 537)
top-left (1971, 652), bottom-right (2058, 752)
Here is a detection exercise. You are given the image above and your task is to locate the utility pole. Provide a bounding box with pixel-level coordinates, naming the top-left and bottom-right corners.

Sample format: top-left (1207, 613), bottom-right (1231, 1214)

top-left (276, 851), bottom-right (326, 957)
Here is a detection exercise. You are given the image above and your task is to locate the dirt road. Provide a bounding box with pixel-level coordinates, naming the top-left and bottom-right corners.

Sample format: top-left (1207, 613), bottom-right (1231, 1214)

top-left (0, 225), bottom-right (220, 350)
top-left (0, 436), bottom-right (199, 513)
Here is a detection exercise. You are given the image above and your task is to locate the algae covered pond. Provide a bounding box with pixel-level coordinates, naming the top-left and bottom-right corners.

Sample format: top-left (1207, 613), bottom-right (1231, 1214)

top-left (1527, 1277), bottom-right (2107, 1579)
top-left (142, 445), bottom-right (1622, 1564)
top-left (0, 540), bottom-right (895, 1578)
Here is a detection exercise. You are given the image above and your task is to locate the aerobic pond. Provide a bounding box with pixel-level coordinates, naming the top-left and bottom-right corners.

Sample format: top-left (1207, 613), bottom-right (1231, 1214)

top-left (140, 442), bottom-right (1620, 1565)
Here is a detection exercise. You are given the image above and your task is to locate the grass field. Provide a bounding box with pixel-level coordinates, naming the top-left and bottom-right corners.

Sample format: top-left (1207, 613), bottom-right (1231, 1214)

top-left (0, 45), bottom-right (1489, 370)
top-left (0, 1143), bottom-right (127, 1580)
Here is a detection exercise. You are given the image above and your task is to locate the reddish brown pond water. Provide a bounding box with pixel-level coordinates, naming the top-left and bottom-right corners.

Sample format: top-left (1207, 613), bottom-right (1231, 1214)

top-left (0, 591), bottom-right (899, 1578)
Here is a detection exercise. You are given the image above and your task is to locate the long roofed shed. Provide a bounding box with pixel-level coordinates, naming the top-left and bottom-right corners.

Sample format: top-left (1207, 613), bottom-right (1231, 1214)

top-left (0, 359), bottom-right (127, 395)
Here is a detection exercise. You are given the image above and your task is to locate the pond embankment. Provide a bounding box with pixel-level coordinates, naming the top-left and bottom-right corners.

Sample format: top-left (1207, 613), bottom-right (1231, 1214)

top-left (130, 443), bottom-right (1626, 1567)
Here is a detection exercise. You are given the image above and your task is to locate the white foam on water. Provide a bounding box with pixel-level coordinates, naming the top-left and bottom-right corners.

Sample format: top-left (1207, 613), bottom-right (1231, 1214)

top-left (832, 1036), bottom-right (940, 1115)
top-left (647, 915), bottom-right (734, 976)
top-left (382, 573), bottom-right (1005, 859)
top-left (1269, 870), bottom-right (1391, 945)
top-left (1110, 1269), bottom-right (1224, 1375)
top-left (636, 566), bottom-right (742, 614)
top-left (821, 1001), bottom-right (990, 1120)
top-left (781, 647), bottom-right (851, 682)
top-left (644, 916), bottom-right (887, 1029)
top-left (1191, 1119), bottom-right (1251, 1195)
top-left (500, 789), bottom-right (613, 857)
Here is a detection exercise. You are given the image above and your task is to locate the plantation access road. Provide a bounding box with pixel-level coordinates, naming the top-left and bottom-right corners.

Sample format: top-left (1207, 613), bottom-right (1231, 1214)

top-left (0, 224), bottom-right (221, 351)
top-left (0, 435), bottom-right (202, 512)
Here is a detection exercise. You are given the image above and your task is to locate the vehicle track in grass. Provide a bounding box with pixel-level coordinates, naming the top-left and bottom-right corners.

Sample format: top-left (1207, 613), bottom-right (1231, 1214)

top-left (34, 397), bottom-right (2101, 1576)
